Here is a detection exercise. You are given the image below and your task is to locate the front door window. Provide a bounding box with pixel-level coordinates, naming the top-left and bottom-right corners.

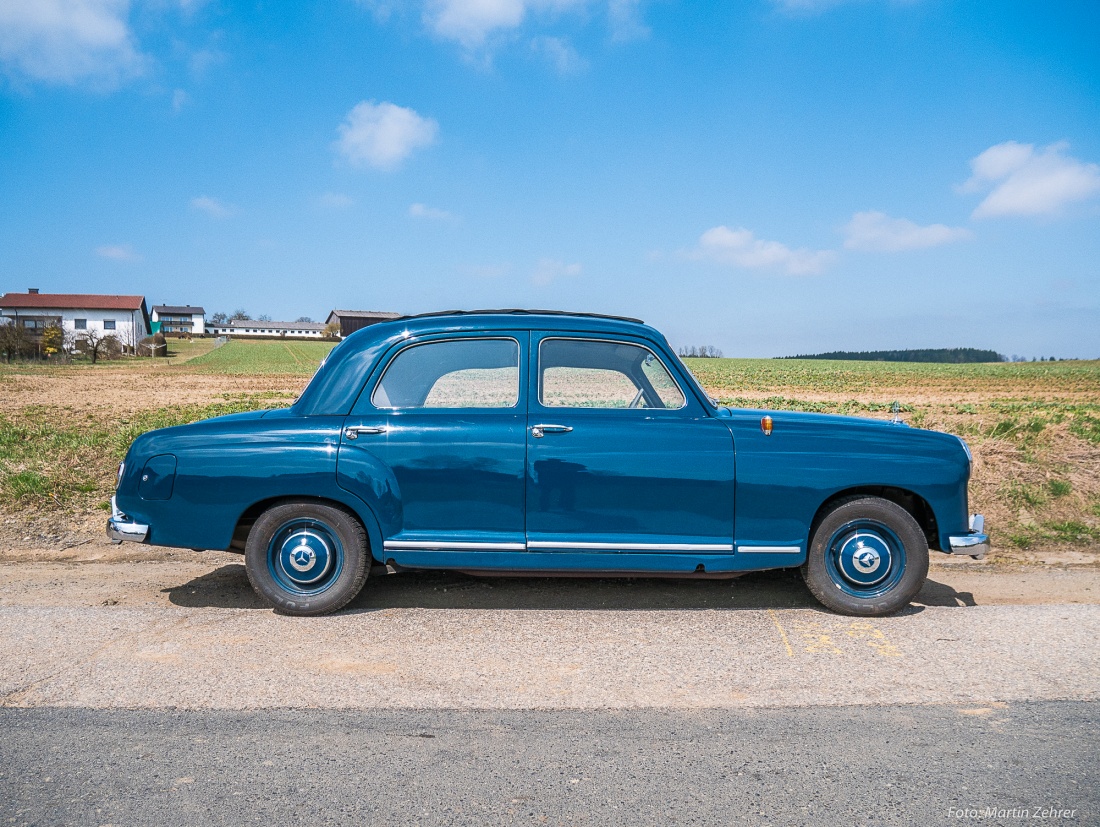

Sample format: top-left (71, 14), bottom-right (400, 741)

top-left (539, 338), bottom-right (685, 409)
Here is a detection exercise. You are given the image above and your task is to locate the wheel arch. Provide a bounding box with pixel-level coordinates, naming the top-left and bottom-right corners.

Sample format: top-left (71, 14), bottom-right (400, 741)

top-left (230, 494), bottom-right (384, 562)
top-left (808, 486), bottom-right (940, 551)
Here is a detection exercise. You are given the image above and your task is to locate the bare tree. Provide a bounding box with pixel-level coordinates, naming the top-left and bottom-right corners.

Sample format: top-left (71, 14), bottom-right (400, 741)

top-left (78, 329), bottom-right (122, 364)
top-left (257, 314), bottom-right (272, 321)
top-left (323, 321), bottom-right (340, 339)
top-left (677, 345), bottom-right (724, 358)
top-left (0, 321), bottom-right (30, 363)
top-left (295, 316), bottom-right (313, 323)
top-left (209, 311), bottom-right (228, 326)
top-left (230, 309), bottom-right (251, 321)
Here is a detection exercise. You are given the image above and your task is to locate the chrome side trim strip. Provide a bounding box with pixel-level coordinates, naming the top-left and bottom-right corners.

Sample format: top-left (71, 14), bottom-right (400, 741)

top-left (737, 545), bottom-right (801, 554)
top-left (386, 539), bottom-right (745, 553)
top-left (526, 541), bottom-right (734, 551)
top-left (384, 540), bottom-right (527, 551)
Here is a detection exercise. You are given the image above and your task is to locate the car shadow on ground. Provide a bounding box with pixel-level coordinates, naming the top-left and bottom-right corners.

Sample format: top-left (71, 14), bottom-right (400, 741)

top-left (914, 577), bottom-right (977, 607)
top-left (164, 564), bottom-right (979, 613)
top-left (162, 564), bottom-right (267, 610)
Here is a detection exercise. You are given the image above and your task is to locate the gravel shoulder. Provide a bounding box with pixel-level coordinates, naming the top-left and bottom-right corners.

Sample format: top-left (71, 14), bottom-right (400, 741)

top-left (1, 545), bottom-right (1098, 611)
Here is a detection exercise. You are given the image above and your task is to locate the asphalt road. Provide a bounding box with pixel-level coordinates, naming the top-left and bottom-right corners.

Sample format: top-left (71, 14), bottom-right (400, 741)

top-left (2, 565), bottom-right (1098, 825)
top-left (2, 703), bottom-right (1096, 826)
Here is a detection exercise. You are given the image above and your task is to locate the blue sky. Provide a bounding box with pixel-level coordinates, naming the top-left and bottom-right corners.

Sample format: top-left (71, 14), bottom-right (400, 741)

top-left (1, 0), bottom-right (1098, 358)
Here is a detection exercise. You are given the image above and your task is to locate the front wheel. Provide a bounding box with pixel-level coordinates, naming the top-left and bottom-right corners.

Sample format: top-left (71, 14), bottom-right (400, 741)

top-left (802, 497), bottom-right (928, 616)
top-left (245, 501), bottom-right (369, 616)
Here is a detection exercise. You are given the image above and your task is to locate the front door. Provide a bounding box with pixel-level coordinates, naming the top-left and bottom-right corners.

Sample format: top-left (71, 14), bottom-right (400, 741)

top-left (337, 334), bottom-right (528, 556)
top-left (525, 335), bottom-right (735, 552)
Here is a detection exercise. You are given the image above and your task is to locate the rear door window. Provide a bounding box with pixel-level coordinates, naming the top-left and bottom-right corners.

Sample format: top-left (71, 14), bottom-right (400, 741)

top-left (372, 338), bottom-right (521, 409)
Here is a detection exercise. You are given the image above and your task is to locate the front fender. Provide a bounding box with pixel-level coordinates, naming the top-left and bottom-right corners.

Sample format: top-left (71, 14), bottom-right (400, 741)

top-left (728, 410), bottom-right (970, 551)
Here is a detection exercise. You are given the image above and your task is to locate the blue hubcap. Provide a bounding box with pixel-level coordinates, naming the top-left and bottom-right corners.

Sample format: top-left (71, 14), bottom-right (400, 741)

top-left (267, 519), bottom-right (343, 595)
top-left (825, 520), bottom-right (905, 598)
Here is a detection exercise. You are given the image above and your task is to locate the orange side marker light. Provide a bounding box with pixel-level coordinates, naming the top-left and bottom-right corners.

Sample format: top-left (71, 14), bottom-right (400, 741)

top-left (761, 415), bottom-right (773, 436)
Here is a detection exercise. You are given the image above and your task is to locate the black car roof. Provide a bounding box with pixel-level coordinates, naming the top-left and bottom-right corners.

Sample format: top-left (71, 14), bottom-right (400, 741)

top-left (393, 309), bottom-right (645, 325)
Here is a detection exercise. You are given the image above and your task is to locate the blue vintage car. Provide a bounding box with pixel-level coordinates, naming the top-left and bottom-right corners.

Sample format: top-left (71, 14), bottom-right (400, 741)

top-left (109, 310), bottom-right (988, 616)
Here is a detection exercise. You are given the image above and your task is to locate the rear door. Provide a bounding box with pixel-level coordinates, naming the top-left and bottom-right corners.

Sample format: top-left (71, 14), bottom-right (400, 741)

top-left (337, 333), bottom-right (528, 555)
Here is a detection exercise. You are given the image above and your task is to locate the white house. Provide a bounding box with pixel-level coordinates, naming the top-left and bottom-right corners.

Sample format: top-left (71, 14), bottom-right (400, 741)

top-left (210, 319), bottom-right (327, 338)
top-left (0, 289), bottom-right (151, 351)
top-left (151, 305), bottom-right (205, 336)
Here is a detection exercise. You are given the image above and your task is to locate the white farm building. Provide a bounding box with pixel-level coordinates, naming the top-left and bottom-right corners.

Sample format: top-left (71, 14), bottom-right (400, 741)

top-left (210, 320), bottom-right (327, 338)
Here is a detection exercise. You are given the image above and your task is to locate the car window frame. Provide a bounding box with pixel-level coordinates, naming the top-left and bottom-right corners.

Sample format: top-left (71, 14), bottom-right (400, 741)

top-left (533, 335), bottom-right (690, 413)
top-left (365, 334), bottom-right (526, 412)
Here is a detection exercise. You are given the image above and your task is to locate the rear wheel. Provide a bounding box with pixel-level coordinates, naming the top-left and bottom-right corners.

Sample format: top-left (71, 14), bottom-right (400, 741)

top-left (802, 496), bottom-right (928, 616)
top-left (244, 501), bottom-right (369, 616)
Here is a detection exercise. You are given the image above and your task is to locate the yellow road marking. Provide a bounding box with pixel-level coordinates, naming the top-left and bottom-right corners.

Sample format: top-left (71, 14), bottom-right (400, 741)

top-left (767, 609), bottom-right (794, 658)
top-left (845, 620), bottom-right (902, 658)
top-left (787, 616), bottom-right (843, 655)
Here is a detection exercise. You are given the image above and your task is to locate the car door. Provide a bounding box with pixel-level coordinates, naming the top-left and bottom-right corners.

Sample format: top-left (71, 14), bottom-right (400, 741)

top-left (525, 334), bottom-right (735, 552)
top-left (337, 333), bottom-right (528, 557)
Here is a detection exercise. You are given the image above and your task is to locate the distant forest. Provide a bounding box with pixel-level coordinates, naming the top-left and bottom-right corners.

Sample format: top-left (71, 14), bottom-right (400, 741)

top-left (780, 348), bottom-right (1006, 363)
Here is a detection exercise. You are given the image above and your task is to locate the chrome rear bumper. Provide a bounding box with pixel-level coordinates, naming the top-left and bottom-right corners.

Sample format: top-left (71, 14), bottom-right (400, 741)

top-left (107, 496), bottom-right (149, 544)
top-left (947, 514), bottom-right (989, 560)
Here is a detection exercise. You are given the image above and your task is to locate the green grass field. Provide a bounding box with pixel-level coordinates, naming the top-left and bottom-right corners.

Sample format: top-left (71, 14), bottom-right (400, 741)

top-left (682, 356), bottom-right (1100, 399)
top-left (186, 339), bottom-right (337, 374)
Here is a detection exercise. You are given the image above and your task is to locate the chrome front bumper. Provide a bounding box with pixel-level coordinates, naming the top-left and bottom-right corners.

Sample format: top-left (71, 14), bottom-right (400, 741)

top-left (107, 495), bottom-right (149, 544)
top-left (947, 514), bottom-right (989, 560)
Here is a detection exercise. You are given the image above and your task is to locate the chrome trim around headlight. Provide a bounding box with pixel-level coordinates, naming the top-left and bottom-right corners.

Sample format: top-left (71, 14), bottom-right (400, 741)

top-left (107, 495), bottom-right (149, 545)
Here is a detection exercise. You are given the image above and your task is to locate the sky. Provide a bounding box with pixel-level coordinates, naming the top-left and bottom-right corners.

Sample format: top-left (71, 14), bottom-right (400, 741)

top-left (1, 0), bottom-right (1098, 358)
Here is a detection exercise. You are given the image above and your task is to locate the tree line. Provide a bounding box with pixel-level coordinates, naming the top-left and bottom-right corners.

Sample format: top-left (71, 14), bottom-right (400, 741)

top-left (780, 348), bottom-right (1007, 363)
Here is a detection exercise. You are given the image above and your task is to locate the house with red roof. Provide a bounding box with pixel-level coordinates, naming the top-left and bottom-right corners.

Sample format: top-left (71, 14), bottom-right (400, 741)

top-left (0, 289), bottom-right (151, 352)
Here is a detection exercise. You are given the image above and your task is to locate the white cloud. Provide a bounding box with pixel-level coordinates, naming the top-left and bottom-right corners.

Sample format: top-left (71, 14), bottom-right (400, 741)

top-left (190, 195), bottom-right (233, 218)
top-left (692, 226), bottom-right (834, 275)
top-left (0, 0), bottom-right (146, 86)
top-left (409, 202), bottom-right (454, 220)
top-left (171, 88), bottom-right (189, 112)
top-left (423, 0), bottom-right (637, 50)
top-left (531, 36), bottom-right (586, 73)
top-left (608, 0), bottom-right (649, 41)
top-left (316, 192), bottom-right (355, 209)
top-left (356, 0), bottom-right (399, 22)
top-left (843, 211), bottom-right (971, 252)
top-left (335, 101), bottom-right (439, 171)
top-left (961, 141), bottom-right (1100, 219)
top-left (188, 46), bottom-right (225, 76)
top-left (532, 257), bottom-right (581, 285)
top-left (424, 0), bottom-right (529, 48)
top-left (95, 243), bottom-right (140, 261)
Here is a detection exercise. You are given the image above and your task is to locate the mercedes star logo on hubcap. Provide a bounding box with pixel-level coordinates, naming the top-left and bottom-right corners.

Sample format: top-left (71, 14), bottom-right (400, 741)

top-left (289, 543), bottom-right (316, 572)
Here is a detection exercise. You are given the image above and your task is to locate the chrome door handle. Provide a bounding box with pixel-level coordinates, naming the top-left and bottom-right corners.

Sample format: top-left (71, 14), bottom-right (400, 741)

top-left (531, 424), bottom-right (573, 438)
top-left (344, 425), bottom-right (387, 440)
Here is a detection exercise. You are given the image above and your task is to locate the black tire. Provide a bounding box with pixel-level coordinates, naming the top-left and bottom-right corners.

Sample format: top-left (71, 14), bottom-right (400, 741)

top-left (801, 496), bottom-right (928, 616)
top-left (244, 501), bottom-right (369, 616)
